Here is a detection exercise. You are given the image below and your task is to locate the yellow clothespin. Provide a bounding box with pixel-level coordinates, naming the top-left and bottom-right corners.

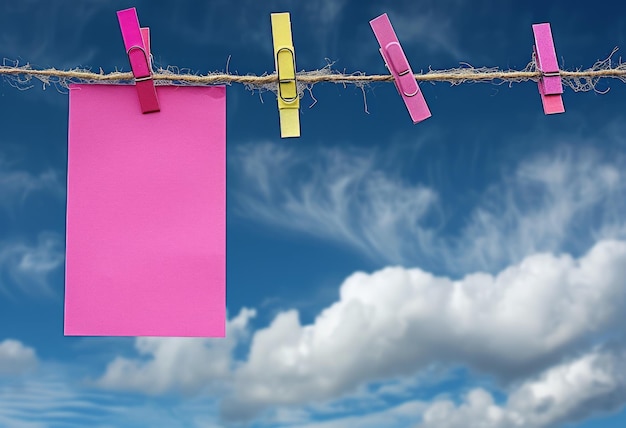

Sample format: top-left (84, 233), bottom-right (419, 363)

top-left (271, 12), bottom-right (300, 138)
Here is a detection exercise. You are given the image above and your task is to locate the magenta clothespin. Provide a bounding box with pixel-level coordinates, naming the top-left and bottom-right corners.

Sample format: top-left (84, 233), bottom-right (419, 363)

top-left (117, 8), bottom-right (160, 113)
top-left (370, 13), bottom-right (431, 124)
top-left (532, 23), bottom-right (564, 115)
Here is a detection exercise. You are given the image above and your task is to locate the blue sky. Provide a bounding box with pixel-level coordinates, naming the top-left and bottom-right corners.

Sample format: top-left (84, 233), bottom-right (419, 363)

top-left (1, 0), bottom-right (626, 426)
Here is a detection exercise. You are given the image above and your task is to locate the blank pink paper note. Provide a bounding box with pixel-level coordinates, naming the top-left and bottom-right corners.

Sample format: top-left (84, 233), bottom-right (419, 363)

top-left (65, 84), bottom-right (226, 337)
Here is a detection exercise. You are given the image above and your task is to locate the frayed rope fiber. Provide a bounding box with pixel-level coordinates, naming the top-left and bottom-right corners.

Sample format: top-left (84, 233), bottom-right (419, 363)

top-left (2, 48), bottom-right (626, 95)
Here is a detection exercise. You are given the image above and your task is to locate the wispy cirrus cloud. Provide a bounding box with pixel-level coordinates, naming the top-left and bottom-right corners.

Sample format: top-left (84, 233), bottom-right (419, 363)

top-left (230, 142), bottom-right (626, 274)
top-left (0, 156), bottom-right (65, 213)
top-left (0, 233), bottom-right (65, 297)
top-left (232, 143), bottom-right (439, 266)
top-left (0, 336), bottom-right (223, 427)
top-left (446, 147), bottom-right (626, 272)
top-left (0, 155), bottom-right (65, 297)
top-left (0, 366), bottom-right (222, 428)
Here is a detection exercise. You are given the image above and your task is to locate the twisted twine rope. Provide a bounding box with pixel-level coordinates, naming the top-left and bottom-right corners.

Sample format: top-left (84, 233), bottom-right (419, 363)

top-left (2, 48), bottom-right (625, 94)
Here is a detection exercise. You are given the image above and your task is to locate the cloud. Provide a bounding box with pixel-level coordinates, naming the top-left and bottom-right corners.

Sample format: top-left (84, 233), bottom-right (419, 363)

top-left (92, 239), bottom-right (626, 425)
top-left (287, 400), bottom-right (427, 428)
top-left (232, 143), bottom-right (439, 266)
top-left (450, 148), bottom-right (626, 273)
top-left (419, 347), bottom-right (626, 428)
top-left (387, 8), bottom-right (466, 60)
top-left (96, 308), bottom-right (256, 395)
top-left (0, 375), bottom-right (198, 428)
top-left (0, 233), bottom-right (65, 297)
top-left (220, 239), bottom-right (626, 420)
top-left (0, 356), bottom-right (223, 428)
top-left (0, 339), bottom-right (37, 376)
top-left (245, 346), bottom-right (626, 428)
top-left (7, 344), bottom-right (626, 428)
top-left (0, 157), bottom-right (65, 213)
top-left (231, 143), bottom-right (626, 274)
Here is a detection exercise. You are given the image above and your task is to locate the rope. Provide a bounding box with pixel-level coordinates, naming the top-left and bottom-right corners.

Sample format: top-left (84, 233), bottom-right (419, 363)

top-left (1, 48), bottom-right (625, 93)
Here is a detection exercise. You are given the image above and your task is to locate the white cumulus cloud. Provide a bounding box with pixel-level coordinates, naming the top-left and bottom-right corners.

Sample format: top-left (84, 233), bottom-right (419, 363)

top-left (420, 347), bottom-right (626, 428)
top-left (96, 308), bottom-right (256, 395)
top-left (271, 347), bottom-right (626, 428)
top-left (92, 239), bottom-right (626, 426)
top-left (221, 239), bottom-right (626, 420)
top-left (0, 339), bottom-right (37, 376)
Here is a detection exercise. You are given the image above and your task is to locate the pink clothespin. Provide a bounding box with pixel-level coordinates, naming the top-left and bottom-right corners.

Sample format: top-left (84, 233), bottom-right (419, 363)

top-left (370, 13), bottom-right (431, 124)
top-left (117, 8), bottom-right (160, 113)
top-left (141, 28), bottom-right (151, 64)
top-left (532, 23), bottom-right (564, 115)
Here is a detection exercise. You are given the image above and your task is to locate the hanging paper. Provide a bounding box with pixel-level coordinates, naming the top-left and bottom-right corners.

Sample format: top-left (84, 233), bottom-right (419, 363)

top-left (64, 84), bottom-right (226, 337)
